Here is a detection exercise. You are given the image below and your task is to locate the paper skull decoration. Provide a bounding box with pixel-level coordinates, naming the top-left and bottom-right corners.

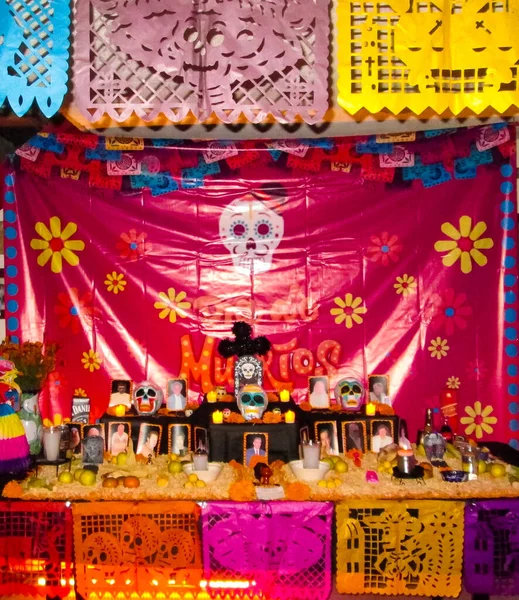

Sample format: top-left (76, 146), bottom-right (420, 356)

top-left (234, 355), bottom-right (263, 398)
top-left (220, 194), bottom-right (284, 275)
top-left (133, 381), bottom-right (164, 415)
top-left (238, 384), bottom-right (268, 421)
top-left (334, 378), bottom-right (365, 412)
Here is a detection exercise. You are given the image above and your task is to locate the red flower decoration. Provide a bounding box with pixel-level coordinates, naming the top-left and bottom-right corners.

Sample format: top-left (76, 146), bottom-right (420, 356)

top-left (466, 359), bottom-right (488, 381)
top-left (116, 229), bottom-right (149, 261)
top-left (48, 370), bottom-right (69, 393)
top-left (54, 289), bottom-right (96, 334)
top-left (432, 288), bottom-right (473, 335)
top-left (366, 232), bottom-right (403, 265)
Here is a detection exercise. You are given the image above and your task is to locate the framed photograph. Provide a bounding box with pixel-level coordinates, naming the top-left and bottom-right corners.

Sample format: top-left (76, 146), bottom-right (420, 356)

top-left (314, 421), bottom-right (339, 456)
top-left (194, 426), bottom-right (208, 453)
top-left (370, 420), bottom-right (395, 453)
top-left (308, 376), bottom-right (330, 409)
top-left (81, 424), bottom-right (105, 464)
top-left (368, 374), bottom-right (390, 404)
top-left (69, 423), bottom-right (82, 454)
top-left (299, 425), bottom-right (309, 445)
top-left (342, 421), bottom-right (368, 453)
top-left (234, 356), bottom-right (263, 397)
top-left (107, 421), bottom-right (131, 455)
top-left (168, 424), bottom-right (191, 455)
top-left (136, 423), bottom-right (162, 457)
top-left (109, 379), bottom-right (133, 409)
top-left (166, 379), bottom-right (188, 411)
top-left (243, 432), bottom-right (268, 467)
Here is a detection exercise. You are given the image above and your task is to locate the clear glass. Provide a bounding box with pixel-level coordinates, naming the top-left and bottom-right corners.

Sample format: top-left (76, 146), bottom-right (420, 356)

top-left (462, 446), bottom-right (478, 480)
top-left (43, 426), bottom-right (62, 462)
top-left (193, 452), bottom-right (208, 471)
top-left (302, 441), bottom-right (321, 469)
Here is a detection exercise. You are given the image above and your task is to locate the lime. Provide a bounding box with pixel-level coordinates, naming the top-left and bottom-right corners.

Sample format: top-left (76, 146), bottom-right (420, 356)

top-left (58, 472), bottom-right (73, 484)
top-left (73, 469), bottom-right (84, 481)
top-left (322, 457), bottom-right (335, 469)
top-left (168, 461), bottom-right (183, 475)
top-left (317, 479), bottom-right (327, 487)
top-left (326, 480), bottom-right (336, 489)
top-left (334, 460), bottom-right (348, 474)
top-left (79, 470), bottom-right (96, 486)
top-left (169, 453), bottom-right (179, 461)
top-left (188, 473), bottom-right (199, 483)
top-left (477, 460), bottom-right (487, 475)
top-left (195, 479), bottom-right (206, 488)
top-left (490, 463), bottom-right (507, 478)
top-left (184, 481), bottom-right (194, 489)
top-left (116, 452), bottom-right (128, 466)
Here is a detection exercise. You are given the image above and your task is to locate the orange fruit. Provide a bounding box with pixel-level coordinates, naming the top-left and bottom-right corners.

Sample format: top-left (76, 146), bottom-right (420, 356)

top-left (102, 477), bottom-right (119, 488)
top-left (123, 476), bottom-right (140, 488)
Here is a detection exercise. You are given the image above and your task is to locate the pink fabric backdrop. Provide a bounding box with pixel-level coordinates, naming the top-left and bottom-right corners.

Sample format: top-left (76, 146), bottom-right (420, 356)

top-left (3, 158), bottom-right (518, 442)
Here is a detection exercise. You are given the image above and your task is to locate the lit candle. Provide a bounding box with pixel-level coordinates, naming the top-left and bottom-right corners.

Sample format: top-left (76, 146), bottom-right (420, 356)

top-left (114, 404), bottom-right (126, 417)
top-left (284, 410), bottom-right (295, 423)
top-left (365, 403), bottom-right (376, 416)
top-left (279, 389), bottom-right (290, 402)
top-left (207, 390), bottom-right (218, 403)
top-left (212, 410), bottom-right (223, 424)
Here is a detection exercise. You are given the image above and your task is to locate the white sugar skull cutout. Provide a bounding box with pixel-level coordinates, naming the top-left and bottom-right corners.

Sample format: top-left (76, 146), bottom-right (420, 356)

top-left (220, 194), bottom-right (284, 275)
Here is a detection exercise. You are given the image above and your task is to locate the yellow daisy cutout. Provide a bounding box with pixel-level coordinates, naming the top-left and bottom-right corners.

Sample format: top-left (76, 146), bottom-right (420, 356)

top-left (154, 288), bottom-right (191, 323)
top-left (330, 293), bottom-right (367, 329)
top-left (460, 401), bottom-right (497, 439)
top-left (446, 376), bottom-right (460, 389)
top-left (394, 274), bottom-right (417, 296)
top-left (30, 216), bottom-right (85, 274)
top-left (434, 215), bottom-right (494, 274)
top-left (81, 349), bottom-right (102, 373)
top-left (428, 337), bottom-right (449, 360)
top-left (105, 271), bottom-right (127, 294)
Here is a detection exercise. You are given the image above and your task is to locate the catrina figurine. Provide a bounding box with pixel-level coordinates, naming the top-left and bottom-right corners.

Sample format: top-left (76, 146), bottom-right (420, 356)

top-left (0, 384), bottom-right (30, 474)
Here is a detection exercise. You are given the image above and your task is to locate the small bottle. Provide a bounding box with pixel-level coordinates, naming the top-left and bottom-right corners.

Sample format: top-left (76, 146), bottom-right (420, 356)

top-left (440, 415), bottom-right (453, 443)
top-left (417, 408), bottom-right (434, 446)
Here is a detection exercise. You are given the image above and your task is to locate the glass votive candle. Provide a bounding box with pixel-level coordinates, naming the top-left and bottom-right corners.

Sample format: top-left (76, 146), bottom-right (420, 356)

top-left (285, 410), bottom-right (295, 423)
top-left (193, 451), bottom-right (208, 471)
top-left (43, 426), bottom-right (62, 462)
top-left (365, 403), bottom-right (376, 416)
top-left (302, 441), bottom-right (321, 469)
top-left (207, 390), bottom-right (217, 403)
top-left (279, 389), bottom-right (290, 402)
top-left (212, 410), bottom-right (223, 424)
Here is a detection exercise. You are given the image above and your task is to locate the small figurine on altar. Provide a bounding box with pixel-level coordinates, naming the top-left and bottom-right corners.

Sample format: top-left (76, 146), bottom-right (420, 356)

top-left (217, 321), bottom-right (271, 399)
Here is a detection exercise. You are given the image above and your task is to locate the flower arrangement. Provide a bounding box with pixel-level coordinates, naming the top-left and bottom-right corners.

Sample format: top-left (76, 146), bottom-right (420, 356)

top-left (0, 340), bottom-right (59, 392)
top-left (285, 481), bottom-right (311, 501)
top-left (228, 480), bottom-right (256, 501)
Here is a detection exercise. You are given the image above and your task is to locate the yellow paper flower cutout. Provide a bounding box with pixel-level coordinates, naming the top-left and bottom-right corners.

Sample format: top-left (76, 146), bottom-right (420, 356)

top-left (446, 376), bottom-right (460, 389)
top-left (74, 388), bottom-right (87, 397)
top-left (30, 216), bottom-right (85, 274)
top-left (104, 271), bottom-right (127, 294)
top-left (460, 401), bottom-right (497, 439)
top-left (428, 337), bottom-right (449, 360)
top-left (434, 215), bottom-right (494, 274)
top-left (154, 288), bottom-right (191, 323)
top-left (330, 293), bottom-right (367, 329)
top-left (394, 274), bottom-right (417, 296)
top-left (81, 349), bottom-right (102, 373)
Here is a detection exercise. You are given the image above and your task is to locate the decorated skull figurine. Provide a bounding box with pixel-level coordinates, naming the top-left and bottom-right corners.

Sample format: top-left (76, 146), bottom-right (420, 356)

top-left (334, 378), bottom-right (365, 412)
top-left (238, 384), bottom-right (268, 421)
top-left (133, 381), bottom-right (164, 415)
top-left (220, 195), bottom-right (284, 275)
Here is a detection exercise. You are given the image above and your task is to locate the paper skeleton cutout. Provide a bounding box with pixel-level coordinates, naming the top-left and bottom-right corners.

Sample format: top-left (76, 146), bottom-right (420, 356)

top-left (133, 381), bottom-right (164, 415)
top-left (234, 355), bottom-right (263, 398)
top-left (220, 194), bottom-right (284, 275)
top-left (334, 377), bottom-right (365, 412)
top-left (238, 384), bottom-right (268, 421)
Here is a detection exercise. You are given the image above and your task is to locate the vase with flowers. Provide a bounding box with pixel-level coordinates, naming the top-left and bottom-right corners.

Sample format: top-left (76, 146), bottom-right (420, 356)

top-left (0, 340), bottom-right (59, 454)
